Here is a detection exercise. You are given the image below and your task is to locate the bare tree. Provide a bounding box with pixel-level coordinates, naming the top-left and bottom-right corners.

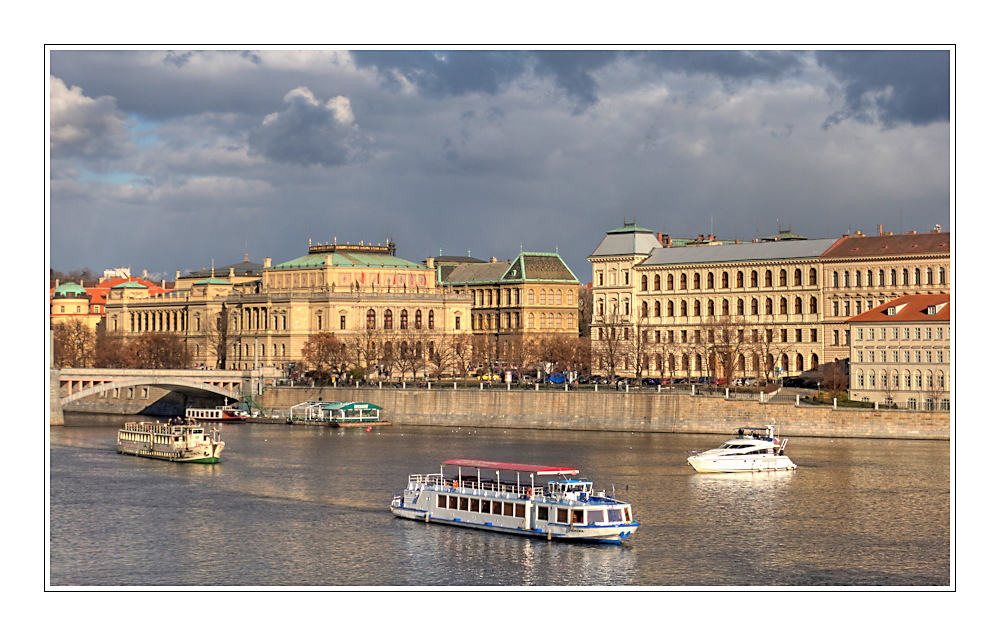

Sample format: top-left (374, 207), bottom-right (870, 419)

top-left (577, 285), bottom-right (593, 339)
top-left (592, 310), bottom-right (629, 380)
top-left (702, 314), bottom-right (753, 384)
top-left (52, 320), bottom-right (95, 368)
top-left (300, 332), bottom-right (349, 383)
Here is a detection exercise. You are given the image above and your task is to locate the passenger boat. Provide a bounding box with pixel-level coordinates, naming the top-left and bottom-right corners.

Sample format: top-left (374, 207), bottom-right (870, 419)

top-left (287, 401), bottom-right (390, 427)
top-left (116, 420), bottom-right (225, 463)
top-left (687, 423), bottom-right (796, 473)
top-left (390, 459), bottom-right (639, 544)
top-left (185, 403), bottom-right (249, 422)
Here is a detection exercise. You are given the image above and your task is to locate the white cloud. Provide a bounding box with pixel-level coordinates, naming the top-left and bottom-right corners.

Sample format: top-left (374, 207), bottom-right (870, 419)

top-left (49, 76), bottom-right (132, 159)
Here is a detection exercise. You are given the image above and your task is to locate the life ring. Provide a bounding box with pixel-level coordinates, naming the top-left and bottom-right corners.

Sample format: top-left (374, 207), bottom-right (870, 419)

top-left (453, 481), bottom-right (460, 488)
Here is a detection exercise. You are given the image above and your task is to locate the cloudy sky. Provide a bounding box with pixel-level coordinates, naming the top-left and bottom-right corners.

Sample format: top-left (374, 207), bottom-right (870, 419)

top-left (47, 48), bottom-right (952, 282)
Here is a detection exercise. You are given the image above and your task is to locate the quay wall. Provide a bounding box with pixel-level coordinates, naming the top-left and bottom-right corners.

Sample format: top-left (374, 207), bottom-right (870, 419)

top-left (258, 386), bottom-right (950, 440)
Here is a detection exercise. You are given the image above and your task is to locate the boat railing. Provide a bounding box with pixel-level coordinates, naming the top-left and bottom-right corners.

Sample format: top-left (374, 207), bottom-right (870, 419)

top-left (408, 473), bottom-right (538, 498)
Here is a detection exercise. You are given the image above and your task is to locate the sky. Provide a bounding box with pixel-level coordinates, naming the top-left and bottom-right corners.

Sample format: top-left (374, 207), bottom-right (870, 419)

top-left (47, 48), bottom-right (952, 283)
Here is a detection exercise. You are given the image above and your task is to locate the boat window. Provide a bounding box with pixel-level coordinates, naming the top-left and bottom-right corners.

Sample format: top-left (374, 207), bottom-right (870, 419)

top-left (571, 510), bottom-right (584, 524)
top-left (492, 501), bottom-right (503, 515)
top-left (515, 504), bottom-right (526, 518)
top-left (459, 497), bottom-right (469, 511)
top-left (537, 506), bottom-right (550, 521)
top-left (608, 509), bottom-right (622, 523)
top-left (448, 496), bottom-right (458, 509)
top-left (503, 502), bottom-right (514, 516)
top-left (437, 494), bottom-right (447, 508)
top-left (557, 508), bottom-right (568, 523)
top-left (477, 499), bottom-right (489, 513)
top-left (588, 509), bottom-right (606, 525)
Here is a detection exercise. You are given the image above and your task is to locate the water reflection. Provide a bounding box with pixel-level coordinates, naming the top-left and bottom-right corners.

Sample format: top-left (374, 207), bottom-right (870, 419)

top-left (49, 420), bottom-right (950, 587)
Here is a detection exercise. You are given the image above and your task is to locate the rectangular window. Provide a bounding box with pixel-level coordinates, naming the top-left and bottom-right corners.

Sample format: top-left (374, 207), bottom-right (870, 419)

top-left (607, 508), bottom-right (622, 523)
top-left (503, 502), bottom-right (514, 516)
top-left (557, 508), bottom-right (568, 523)
top-left (459, 497), bottom-right (469, 511)
top-left (571, 510), bottom-right (584, 524)
top-left (515, 503), bottom-right (526, 518)
top-left (492, 501), bottom-right (503, 515)
top-left (437, 494), bottom-right (447, 508)
top-left (537, 506), bottom-right (550, 521)
top-left (587, 509), bottom-right (606, 525)
top-left (448, 496), bottom-right (458, 509)
top-left (868, 328), bottom-right (875, 340)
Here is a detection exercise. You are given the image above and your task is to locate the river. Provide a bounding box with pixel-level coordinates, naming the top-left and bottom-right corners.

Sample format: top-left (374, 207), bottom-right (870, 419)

top-left (48, 415), bottom-right (950, 587)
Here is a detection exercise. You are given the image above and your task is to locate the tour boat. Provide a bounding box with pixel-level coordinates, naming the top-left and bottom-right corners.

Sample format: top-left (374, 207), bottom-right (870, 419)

top-left (687, 423), bottom-right (796, 473)
top-left (185, 403), bottom-right (249, 422)
top-left (287, 401), bottom-right (390, 427)
top-left (390, 459), bottom-right (639, 544)
top-left (116, 420), bottom-right (225, 463)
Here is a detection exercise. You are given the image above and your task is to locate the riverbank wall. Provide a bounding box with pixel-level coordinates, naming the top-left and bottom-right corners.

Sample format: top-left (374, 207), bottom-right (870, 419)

top-left (258, 386), bottom-right (950, 440)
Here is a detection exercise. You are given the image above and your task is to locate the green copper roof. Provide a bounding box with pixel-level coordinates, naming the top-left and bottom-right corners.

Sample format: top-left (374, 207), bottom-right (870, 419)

top-left (53, 282), bottom-right (88, 296)
top-left (111, 281), bottom-right (147, 289)
top-left (606, 221), bottom-right (654, 234)
top-left (272, 251), bottom-right (424, 270)
top-left (193, 278), bottom-right (233, 286)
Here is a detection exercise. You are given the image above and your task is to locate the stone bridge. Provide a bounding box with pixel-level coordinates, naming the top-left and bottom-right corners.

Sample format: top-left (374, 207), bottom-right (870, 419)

top-left (51, 367), bottom-right (283, 424)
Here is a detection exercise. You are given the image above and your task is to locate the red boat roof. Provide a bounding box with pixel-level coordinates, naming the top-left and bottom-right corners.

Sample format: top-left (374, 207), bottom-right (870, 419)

top-left (442, 459), bottom-right (579, 476)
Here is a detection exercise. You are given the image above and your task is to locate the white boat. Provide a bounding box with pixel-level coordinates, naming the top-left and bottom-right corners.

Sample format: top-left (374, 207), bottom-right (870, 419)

top-left (117, 420), bottom-right (225, 463)
top-left (390, 459), bottom-right (639, 544)
top-left (687, 423), bottom-right (796, 473)
top-left (186, 403), bottom-right (248, 422)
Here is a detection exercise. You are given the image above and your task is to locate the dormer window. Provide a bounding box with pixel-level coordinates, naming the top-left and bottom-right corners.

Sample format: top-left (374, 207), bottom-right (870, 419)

top-left (927, 305), bottom-right (937, 315)
top-left (887, 306), bottom-right (896, 316)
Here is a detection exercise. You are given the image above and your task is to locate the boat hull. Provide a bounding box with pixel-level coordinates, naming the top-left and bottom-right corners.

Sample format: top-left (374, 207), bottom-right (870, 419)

top-left (687, 455), bottom-right (796, 473)
top-left (116, 442), bottom-right (224, 464)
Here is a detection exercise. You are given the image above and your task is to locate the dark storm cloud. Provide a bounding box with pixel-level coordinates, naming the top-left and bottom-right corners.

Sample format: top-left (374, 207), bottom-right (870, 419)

top-left (247, 86), bottom-right (371, 167)
top-left (817, 50), bottom-right (951, 128)
top-left (351, 50), bottom-right (528, 97)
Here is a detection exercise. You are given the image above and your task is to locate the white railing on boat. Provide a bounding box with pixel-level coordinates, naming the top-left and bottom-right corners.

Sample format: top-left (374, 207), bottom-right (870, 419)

top-left (406, 473), bottom-right (540, 499)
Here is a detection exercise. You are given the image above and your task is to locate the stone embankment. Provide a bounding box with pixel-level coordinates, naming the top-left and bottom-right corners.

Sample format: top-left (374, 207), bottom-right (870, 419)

top-left (259, 386), bottom-right (950, 440)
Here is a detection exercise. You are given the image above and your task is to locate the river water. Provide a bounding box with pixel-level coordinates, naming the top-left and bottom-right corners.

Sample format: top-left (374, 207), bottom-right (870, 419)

top-left (48, 416), bottom-right (951, 587)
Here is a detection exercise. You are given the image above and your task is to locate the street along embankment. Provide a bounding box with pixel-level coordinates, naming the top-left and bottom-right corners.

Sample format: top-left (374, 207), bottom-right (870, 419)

top-left (259, 386), bottom-right (950, 440)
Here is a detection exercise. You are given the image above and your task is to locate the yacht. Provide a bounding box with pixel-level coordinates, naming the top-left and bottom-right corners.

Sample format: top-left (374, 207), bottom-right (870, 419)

top-left (390, 459), bottom-right (639, 543)
top-left (687, 423), bottom-right (796, 473)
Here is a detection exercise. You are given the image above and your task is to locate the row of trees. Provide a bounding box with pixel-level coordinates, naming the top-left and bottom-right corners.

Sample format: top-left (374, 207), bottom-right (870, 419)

top-left (591, 312), bottom-right (811, 384)
top-left (51, 320), bottom-right (191, 369)
top-left (300, 329), bottom-right (591, 384)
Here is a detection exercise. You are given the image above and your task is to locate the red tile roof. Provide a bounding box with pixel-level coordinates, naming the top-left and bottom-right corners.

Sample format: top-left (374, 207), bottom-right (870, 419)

top-left (846, 294), bottom-right (950, 323)
top-left (821, 232), bottom-right (950, 259)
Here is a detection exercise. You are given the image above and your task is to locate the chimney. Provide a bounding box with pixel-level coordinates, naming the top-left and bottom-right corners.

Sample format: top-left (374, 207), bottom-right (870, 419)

top-left (490, 257), bottom-right (497, 263)
top-left (175, 270), bottom-right (180, 280)
top-left (425, 257), bottom-right (435, 269)
top-left (263, 257), bottom-right (272, 268)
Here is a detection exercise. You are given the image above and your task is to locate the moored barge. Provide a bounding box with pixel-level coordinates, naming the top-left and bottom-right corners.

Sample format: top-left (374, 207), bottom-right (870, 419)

top-left (390, 459), bottom-right (639, 544)
top-left (116, 420), bottom-right (225, 463)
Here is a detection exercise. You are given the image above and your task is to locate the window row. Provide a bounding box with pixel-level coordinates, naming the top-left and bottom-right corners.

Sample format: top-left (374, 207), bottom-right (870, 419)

top-left (855, 326), bottom-right (950, 341)
top-left (365, 309), bottom-right (437, 330)
top-left (636, 267), bottom-right (819, 292)
top-left (855, 369), bottom-right (948, 391)
top-left (831, 266), bottom-right (947, 288)
top-left (855, 349), bottom-right (949, 364)
top-left (599, 351), bottom-right (820, 375)
top-left (615, 296), bottom-right (822, 318)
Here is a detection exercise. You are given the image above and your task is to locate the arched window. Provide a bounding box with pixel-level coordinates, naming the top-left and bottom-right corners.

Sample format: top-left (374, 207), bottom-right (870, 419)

top-left (722, 272), bottom-right (729, 288)
top-left (400, 309), bottom-right (408, 330)
top-left (428, 310), bottom-right (435, 330)
top-left (866, 270), bottom-right (873, 287)
top-left (765, 270), bottom-right (773, 287)
top-left (384, 309), bottom-right (393, 330)
top-left (667, 274), bottom-right (674, 290)
top-left (938, 267), bottom-right (946, 285)
top-left (914, 268), bottom-right (921, 285)
top-left (548, 290), bottom-right (554, 304)
top-left (809, 268), bottom-right (817, 286)
top-left (722, 299), bottom-right (730, 315)
top-left (890, 269), bottom-right (897, 286)
top-left (707, 300), bottom-right (715, 316)
top-left (527, 289), bottom-right (535, 304)
top-left (366, 309), bottom-right (376, 329)
top-left (693, 300), bottom-right (701, 316)
top-left (737, 299), bottom-right (745, 315)
top-left (667, 301), bottom-right (674, 317)
top-left (780, 269), bottom-right (787, 286)
top-left (751, 299), bottom-right (759, 315)
top-left (527, 313), bottom-right (535, 328)
top-left (855, 270), bottom-right (862, 287)
top-left (707, 272), bottom-right (715, 289)
top-left (680, 274), bottom-right (687, 290)
top-left (902, 269), bottom-right (909, 285)
top-left (751, 270), bottom-right (759, 287)
top-left (641, 301), bottom-right (649, 318)
top-left (693, 273), bottom-right (701, 289)
top-left (654, 301), bottom-right (661, 317)
top-left (641, 275), bottom-right (648, 292)
top-left (794, 297), bottom-right (802, 314)
top-left (832, 271), bottom-right (839, 287)
top-left (681, 301), bottom-right (688, 316)
top-left (765, 298), bottom-right (773, 315)
top-left (878, 270), bottom-right (885, 286)
top-left (809, 296), bottom-right (818, 313)
top-left (654, 274), bottom-right (661, 291)
top-left (736, 271), bottom-right (744, 288)
top-left (415, 309), bottom-right (423, 329)
top-left (794, 269), bottom-right (802, 286)
top-left (780, 298), bottom-right (788, 314)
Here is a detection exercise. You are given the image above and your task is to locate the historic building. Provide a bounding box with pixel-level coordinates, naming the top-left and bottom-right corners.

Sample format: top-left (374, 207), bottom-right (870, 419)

top-left (846, 294), bottom-right (950, 409)
top-left (103, 239), bottom-right (473, 372)
top-left (588, 222), bottom-right (951, 383)
top-left (50, 276), bottom-right (168, 330)
top-left (436, 252), bottom-right (580, 362)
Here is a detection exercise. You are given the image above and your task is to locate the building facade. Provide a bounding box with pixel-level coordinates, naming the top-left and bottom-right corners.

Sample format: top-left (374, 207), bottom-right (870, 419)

top-left (588, 222), bottom-right (951, 383)
top-left (436, 252), bottom-right (581, 364)
top-left (846, 294), bottom-right (951, 409)
top-left (103, 239), bottom-right (473, 373)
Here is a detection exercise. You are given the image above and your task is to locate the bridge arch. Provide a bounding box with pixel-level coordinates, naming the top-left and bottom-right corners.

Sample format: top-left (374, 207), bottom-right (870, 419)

top-left (60, 378), bottom-right (241, 406)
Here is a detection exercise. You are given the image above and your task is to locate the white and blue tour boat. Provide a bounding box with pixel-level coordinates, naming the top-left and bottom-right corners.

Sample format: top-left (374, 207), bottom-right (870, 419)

top-left (390, 459), bottom-right (639, 543)
top-left (117, 420), bottom-right (225, 463)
